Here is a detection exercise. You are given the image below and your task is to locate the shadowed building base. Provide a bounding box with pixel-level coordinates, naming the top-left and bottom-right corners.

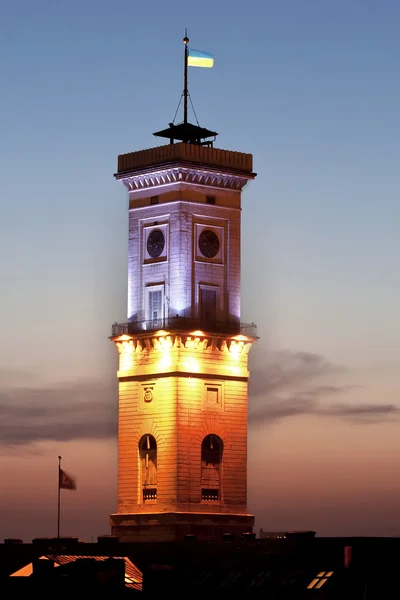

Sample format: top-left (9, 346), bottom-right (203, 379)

top-left (110, 512), bottom-right (255, 542)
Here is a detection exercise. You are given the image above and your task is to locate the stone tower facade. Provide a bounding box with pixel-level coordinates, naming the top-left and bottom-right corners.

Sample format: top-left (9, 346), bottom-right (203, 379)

top-left (110, 142), bottom-right (257, 541)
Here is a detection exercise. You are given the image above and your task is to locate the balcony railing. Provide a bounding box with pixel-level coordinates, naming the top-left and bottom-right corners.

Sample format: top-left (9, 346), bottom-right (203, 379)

top-left (201, 488), bottom-right (220, 502)
top-left (111, 317), bottom-right (257, 338)
top-left (142, 488), bottom-right (157, 502)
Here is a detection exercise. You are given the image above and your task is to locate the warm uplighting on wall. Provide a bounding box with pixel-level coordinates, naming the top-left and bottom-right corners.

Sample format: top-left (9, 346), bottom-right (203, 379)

top-left (118, 340), bottom-right (135, 371)
top-left (229, 340), bottom-right (245, 359)
top-left (184, 357), bottom-right (201, 373)
top-left (228, 365), bottom-right (242, 377)
top-left (116, 330), bottom-right (252, 376)
top-left (154, 330), bottom-right (169, 337)
top-left (155, 347), bottom-right (173, 371)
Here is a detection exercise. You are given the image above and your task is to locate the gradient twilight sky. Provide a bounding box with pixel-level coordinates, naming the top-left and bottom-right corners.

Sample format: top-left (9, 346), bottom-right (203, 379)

top-left (1, 0), bottom-right (400, 541)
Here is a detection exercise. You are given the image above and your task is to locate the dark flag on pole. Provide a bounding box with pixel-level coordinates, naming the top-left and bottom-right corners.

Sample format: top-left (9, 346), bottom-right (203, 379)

top-left (57, 456), bottom-right (76, 538)
top-left (59, 468), bottom-right (77, 490)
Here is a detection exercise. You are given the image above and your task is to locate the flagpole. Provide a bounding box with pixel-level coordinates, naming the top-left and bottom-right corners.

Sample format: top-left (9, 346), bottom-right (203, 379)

top-left (183, 30), bottom-right (189, 124)
top-left (57, 455), bottom-right (62, 538)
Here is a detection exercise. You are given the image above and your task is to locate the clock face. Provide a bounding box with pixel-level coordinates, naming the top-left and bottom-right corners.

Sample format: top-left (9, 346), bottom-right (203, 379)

top-left (199, 229), bottom-right (220, 258)
top-left (147, 229), bottom-right (165, 258)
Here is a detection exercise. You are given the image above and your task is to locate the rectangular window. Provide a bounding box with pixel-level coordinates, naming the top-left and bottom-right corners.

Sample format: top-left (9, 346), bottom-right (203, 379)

top-left (200, 288), bottom-right (217, 325)
top-left (206, 195), bottom-right (216, 204)
top-left (150, 195), bottom-right (159, 205)
top-left (146, 286), bottom-right (164, 330)
top-left (203, 382), bottom-right (224, 410)
top-left (149, 289), bottom-right (162, 327)
top-left (207, 387), bottom-right (219, 404)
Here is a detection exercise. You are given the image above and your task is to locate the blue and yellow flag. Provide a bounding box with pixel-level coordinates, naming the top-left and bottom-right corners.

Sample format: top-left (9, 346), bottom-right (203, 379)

top-left (188, 48), bottom-right (214, 68)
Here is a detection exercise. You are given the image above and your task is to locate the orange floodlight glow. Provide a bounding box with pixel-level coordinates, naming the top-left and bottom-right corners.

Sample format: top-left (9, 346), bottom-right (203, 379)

top-left (185, 357), bottom-right (200, 373)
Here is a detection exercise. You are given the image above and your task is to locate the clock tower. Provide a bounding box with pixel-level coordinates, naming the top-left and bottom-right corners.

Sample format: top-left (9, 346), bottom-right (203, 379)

top-left (110, 37), bottom-right (257, 542)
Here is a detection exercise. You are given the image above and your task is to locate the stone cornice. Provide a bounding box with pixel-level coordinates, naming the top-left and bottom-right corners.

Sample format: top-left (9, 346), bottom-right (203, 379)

top-left (118, 166), bottom-right (253, 192)
top-left (114, 332), bottom-right (253, 356)
top-left (114, 333), bottom-right (253, 379)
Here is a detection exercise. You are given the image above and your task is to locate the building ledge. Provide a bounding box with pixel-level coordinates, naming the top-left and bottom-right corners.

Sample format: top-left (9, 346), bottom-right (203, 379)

top-left (116, 142), bottom-right (255, 178)
top-left (110, 318), bottom-right (257, 339)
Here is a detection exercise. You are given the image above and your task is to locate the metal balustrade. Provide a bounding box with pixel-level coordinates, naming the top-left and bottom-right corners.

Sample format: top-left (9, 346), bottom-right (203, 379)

top-left (111, 317), bottom-right (257, 338)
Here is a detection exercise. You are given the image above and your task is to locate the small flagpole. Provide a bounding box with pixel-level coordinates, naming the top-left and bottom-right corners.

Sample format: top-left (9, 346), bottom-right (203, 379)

top-left (183, 30), bottom-right (189, 124)
top-left (57, 455), bottom-right (62, 538)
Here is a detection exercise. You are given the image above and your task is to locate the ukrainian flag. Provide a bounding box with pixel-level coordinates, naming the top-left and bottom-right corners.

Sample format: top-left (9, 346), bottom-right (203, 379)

top-left (188, 48), bottom-right (214, 68)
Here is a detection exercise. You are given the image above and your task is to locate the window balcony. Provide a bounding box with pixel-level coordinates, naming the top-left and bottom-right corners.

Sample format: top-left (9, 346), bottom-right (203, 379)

top-left (142, 488), bottom-right (157, 502)
top-left (111, 317), bottom-right (257, 338)
top-left (201, 488), bottom-right (220, 502)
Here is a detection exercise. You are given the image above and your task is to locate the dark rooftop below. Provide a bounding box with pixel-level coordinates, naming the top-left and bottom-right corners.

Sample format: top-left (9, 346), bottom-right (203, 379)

top-left (2, 536), bottom-right (400, 598)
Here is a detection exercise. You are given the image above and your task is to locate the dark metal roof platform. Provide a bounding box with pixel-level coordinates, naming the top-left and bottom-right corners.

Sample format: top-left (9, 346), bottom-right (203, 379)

top-left (153, 121), bottom-right (218, 146)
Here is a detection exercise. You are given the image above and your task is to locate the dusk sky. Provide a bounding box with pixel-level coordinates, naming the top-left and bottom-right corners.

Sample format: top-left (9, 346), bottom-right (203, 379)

top-left (1, 0), bottom-right (400, 541)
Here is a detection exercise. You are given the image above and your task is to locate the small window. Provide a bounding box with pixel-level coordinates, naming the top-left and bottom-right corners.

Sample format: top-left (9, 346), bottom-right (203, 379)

top-left (200, 287), bottom-right (217, 326)
top-left (150, 195), bottom-right (159, 205)
top-left (307, 571), bottom-right (333, 590)
top-left (207, 387), bottom-right (219, 404)
top-left (204, 382), bottom-right (224, 410)
top-left (149, 290), bottom-right (162, 324)
top-left (206, 196), bottom-right (216, 205)
top-left (146, 286), bottom-right (164, 330)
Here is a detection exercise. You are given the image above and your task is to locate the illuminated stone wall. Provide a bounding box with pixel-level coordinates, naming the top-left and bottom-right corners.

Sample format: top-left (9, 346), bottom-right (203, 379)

top-left (111, 143), bottom-right (256, 539)
top-left (126, 186), bottom-right (242, 324)
top-left (115, 333), bottom-right (252, 516)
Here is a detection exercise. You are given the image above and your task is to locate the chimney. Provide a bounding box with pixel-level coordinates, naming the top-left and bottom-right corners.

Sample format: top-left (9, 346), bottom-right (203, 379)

top-left (344, 545), bottom-right (352, 568)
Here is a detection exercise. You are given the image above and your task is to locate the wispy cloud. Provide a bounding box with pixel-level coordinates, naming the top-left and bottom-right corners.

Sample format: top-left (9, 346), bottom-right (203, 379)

top-left (0, 382), bottom-right (117, 445)
top-left (0, 368), bottom-right (43, 386)
top-left (249, 349), bottom-right (399, 424)
top-left (324, 403), bottom-right (399, 418)
top-left (1, 349), bottom-right (398, 445)
top-left (249, 350), bottom-right (342, 397)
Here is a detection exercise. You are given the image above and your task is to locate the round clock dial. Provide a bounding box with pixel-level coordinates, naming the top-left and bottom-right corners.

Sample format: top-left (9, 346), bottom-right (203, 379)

top-left (147, 229), bottom-right (165, 258)
top-left (199, 229), bottom-right (220, 258)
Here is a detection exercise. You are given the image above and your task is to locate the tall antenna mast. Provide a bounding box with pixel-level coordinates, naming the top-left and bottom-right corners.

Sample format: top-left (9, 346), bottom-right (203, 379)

top-left (153, 32), bottom-right (218, 146)
top-left (183, 29), bottom-right (189, 124)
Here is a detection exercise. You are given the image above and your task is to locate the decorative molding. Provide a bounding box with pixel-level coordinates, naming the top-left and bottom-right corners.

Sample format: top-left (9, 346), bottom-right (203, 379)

top-left (121, 167), bottom-right (250, 192)
top-left (137, 419), bottom-right (162, 446)
top-left (115, 333), bottom-right (253, 356)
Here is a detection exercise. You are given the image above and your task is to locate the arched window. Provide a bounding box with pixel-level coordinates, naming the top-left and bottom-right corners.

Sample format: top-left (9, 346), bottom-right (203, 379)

top-left (139, 434), bottom-right (157, 503)
top-left (201, 434), bottom-right (223, 502)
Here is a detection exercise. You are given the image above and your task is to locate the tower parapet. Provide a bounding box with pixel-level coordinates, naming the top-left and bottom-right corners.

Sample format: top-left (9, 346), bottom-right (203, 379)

top-left (116, 142), bottom-right (254, 177)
